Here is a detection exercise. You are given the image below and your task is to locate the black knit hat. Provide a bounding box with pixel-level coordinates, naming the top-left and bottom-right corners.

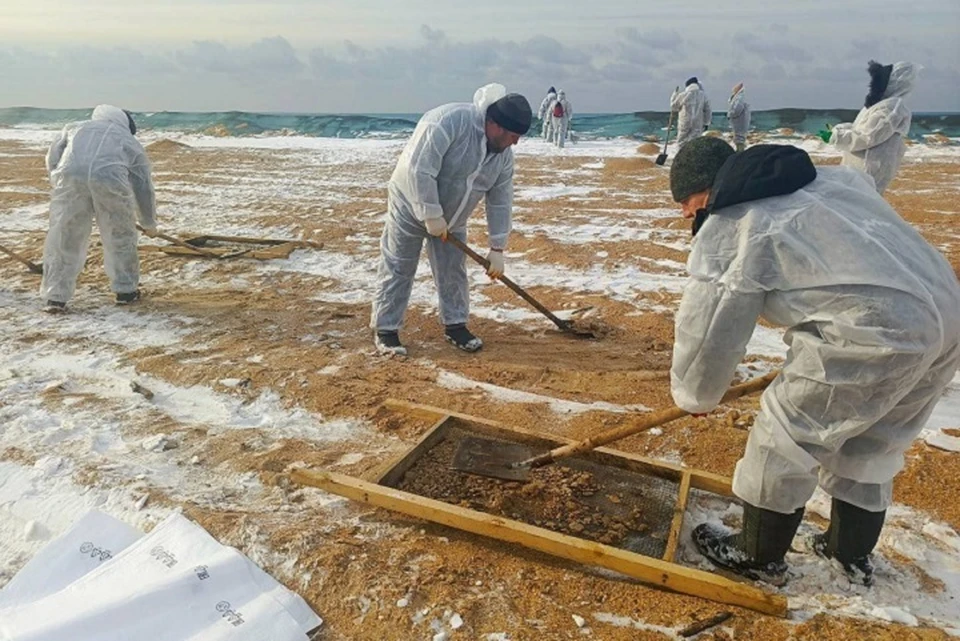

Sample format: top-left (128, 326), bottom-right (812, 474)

top-left (685, 76), bottom-right (699, 87)
top-left (865, 60), bottom-right (894, 108)
top-left (670, 137), bottom-right (736, 202)
top-left (487, 94), bottom-right (533, 135)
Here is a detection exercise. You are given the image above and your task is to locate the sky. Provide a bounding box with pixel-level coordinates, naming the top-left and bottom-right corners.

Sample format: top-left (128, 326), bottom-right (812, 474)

top-left (1, 0), bottom-right (958, 113)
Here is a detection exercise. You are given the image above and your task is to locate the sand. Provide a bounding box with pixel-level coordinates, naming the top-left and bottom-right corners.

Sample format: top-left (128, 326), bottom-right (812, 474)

top-left (0, 136), bottom-right (958, 640)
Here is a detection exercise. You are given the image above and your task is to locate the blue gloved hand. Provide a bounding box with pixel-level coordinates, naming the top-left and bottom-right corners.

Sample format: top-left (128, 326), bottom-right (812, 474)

top-left (818, 125), bottom-right (833, 144)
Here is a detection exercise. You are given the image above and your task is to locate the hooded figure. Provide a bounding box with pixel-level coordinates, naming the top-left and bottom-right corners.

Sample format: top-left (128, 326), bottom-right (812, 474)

top-left (727, 82), bottom-right (751, 152)
top-left (537, 87), bottom-right (557, 141)
top-left (831, 61), bottom-right (921, 194)
top-left (669, 137), bottom-right (960, 586)
top-left (41, 105), bottom-right (157, 310)
top-left (371, 84), bottom-right (532, 355)
top-left (549, 89), bottom-right (573, 148)
top-left (670, 78), bottom-right (712, 148)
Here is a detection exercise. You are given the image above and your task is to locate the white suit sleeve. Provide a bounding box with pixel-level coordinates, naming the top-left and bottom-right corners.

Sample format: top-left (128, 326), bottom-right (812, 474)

top-left (45, 127), bottom-right (69, 174)
top-left (831, 101), bottom-right (908, 153)
top-left (670, 90), bottom-right (684, 112)
top-left (485, 154), bottom-right (513, 250)
top-left (405, 123), bottom-right (453, 221)
top-left (128, 141), bottom-right (157, 228)
top-left (671, 277), bottom-right (765, 413)
top-left (702, 96), bottom-right (712, 127)
top-left (728, 98), bottom-right (744, 120)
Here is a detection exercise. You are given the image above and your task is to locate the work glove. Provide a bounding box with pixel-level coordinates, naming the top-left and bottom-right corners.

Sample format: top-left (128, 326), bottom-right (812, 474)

top-left (817, 124), bottom-right (833, 144)
top-left (485, 249), bottom-right (505, 278)
top-left (424, 217), bottom-right (448, 240)
top-left (140, 226), bottom-right (159, 238)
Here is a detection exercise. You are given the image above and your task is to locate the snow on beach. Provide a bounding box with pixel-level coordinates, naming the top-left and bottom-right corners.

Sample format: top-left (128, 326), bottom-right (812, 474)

top-left (1, 126), bottom-right (959, 638)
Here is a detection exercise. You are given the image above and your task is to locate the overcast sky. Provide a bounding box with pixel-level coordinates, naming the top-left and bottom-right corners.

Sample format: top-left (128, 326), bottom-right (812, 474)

top-left (2, 0), bottom-right (958, 113)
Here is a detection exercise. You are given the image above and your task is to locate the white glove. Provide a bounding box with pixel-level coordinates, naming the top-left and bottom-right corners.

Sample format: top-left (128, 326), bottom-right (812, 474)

top-left (424, 217), bottom-right (448, 239)
top-left (486, 249), bottom-right (505, 278)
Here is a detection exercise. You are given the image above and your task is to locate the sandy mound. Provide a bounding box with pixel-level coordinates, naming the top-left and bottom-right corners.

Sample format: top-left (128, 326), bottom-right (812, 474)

top-left (602, 156), bottom-right (656, 175)
top-left (925, 133), bottom-right (953, 146)
top-left (146, 139), bottom-right (192, 152)
top-left (202, 124), bottom-right (232, 137)
top-left (635, 142), bottom-right (660, 154)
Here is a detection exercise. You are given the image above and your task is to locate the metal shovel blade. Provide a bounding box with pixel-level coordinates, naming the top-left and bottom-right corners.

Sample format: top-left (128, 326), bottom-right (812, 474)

top-left (655, 153), bottom-right (668, 166)
top-left (451, 436), bottom-right (535, 482)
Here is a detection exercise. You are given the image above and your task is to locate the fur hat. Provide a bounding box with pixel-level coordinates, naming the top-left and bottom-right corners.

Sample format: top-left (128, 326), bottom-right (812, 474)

top-left (865, 60), bottom-right (894, 108)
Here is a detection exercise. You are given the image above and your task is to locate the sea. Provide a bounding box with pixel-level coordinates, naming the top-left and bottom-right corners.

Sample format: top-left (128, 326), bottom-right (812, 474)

top-left (1, 107), bottom-right (957, 141)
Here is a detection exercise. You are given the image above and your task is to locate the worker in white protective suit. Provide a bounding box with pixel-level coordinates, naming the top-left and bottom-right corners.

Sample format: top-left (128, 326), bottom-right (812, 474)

top-left (41, 105), bottom-right (157, 311)
top-left (727, 82), bottom-right (751, 152)
top-left (371, 84), bottom-right (532, 355)
top-left (667, 137), bottom-right (960, 587)
top-left (670, 77), bottom-right (712, 149)
top-left (549, 90), bottom-right (573, 148)
top-left (538, 87), bottom-right (557, 141)
top-left (831, 60), bottom-right (921, 195)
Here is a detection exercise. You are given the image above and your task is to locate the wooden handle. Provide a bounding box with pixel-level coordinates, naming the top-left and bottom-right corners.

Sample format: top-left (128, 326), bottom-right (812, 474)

top-left (445, 235), bottom-right (571, 332)
top-left (662, 109), bottom-right (674, 154)
top-left (137, 225), bottom-right (220, 258)
top-left (523, 370), bottom-right (779, 468)
top-left (0, 243), bottom-right (43, 274)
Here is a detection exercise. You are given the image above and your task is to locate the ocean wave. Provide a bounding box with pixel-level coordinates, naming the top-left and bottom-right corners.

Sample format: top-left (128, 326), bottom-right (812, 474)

top-left (1, 107), bottom-right (957, 140)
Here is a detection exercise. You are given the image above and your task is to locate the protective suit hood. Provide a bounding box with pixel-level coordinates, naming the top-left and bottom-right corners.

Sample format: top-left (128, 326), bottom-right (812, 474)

top-left (91, 105), bottom-right (131, 131)
top-left (883, 62), bottom-right (921, 100)
top-left (473, 84), bottom-right (507, 117)
top-left (696, 145), bottom-right (816, 235)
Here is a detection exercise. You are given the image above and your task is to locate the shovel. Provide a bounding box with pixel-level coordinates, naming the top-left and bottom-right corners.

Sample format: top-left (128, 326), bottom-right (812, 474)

top-left (445, 234), bottom-right (595, 339)
top-left (0, 243), bottom-right (43, 274)
top-left (452, 370), bottom-right (779, 481)
top-left (655, 100), bottom-right (676, 166)
top-left (137, 225), bottom-right (220, 259)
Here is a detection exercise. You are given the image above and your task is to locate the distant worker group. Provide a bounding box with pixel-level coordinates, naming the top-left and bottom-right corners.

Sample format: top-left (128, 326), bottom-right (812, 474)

top-left (537, 87), bottom-right (573, 148)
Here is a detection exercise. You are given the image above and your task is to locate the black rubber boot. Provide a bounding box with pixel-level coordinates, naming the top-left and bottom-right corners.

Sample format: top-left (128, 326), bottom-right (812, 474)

top-left (693, 503), bottom-right (804, 585)
top-left (45, 300), bottom-right (67, 313)
top-left (115, 290), bottom-right (141, 305)
top-left (374, 330), bottom-right (407, 356)
top-left (444, 323), bottom-right (483, 353)
top-left (813, 498), bottom-right (885, 587)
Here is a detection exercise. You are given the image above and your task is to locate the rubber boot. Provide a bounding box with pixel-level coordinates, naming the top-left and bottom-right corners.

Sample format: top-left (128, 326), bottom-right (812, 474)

top-left (444, 324), bottom-right (483, 353)
top-left (374, 330), bottom-right (407, 356)
top-left (813, 498), bottom-right (885, 586)
top-left (693, 503), bottom-right (804, 585)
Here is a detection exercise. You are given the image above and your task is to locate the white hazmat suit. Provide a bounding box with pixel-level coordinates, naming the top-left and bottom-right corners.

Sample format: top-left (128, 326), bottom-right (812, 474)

top-left (371, 85), bottom-right (515, 331)
top-left (538, 91), bottom-right (557, 141)
top-left (671, 83), bottom-right (712, 148)
top-left (549, 90), bottom-right (573, 148)
top-left (727, 86), bottom-right (750, 151)
top-left (672, 163), bottom-right (960, 514)
top-left (831, 62), bottom-right (920, 194)
top-left (41, 105), bottom-right (156, 304)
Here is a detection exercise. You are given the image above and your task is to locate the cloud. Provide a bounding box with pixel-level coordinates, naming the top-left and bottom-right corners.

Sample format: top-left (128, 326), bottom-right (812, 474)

top-left (616, 28), bottom-right (684, 52)
top-left (175, 37), bottom-right (304, 75)
top-left (733, 32), bottom-right (813, 64)
top-left (0, 25), bottom-right (957, 112)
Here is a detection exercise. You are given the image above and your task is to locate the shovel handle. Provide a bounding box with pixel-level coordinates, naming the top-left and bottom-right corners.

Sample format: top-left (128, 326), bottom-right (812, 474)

top-left (137, 225), bottom-right (219, 258)
top-left (523, 370), bottom-right (779, 468)
top-left (0, 243), bottom-right (43, 274)
top-left (661, 109), bottom-right (674, 154)
top-left (445, 235), bottom-right (572, 332)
